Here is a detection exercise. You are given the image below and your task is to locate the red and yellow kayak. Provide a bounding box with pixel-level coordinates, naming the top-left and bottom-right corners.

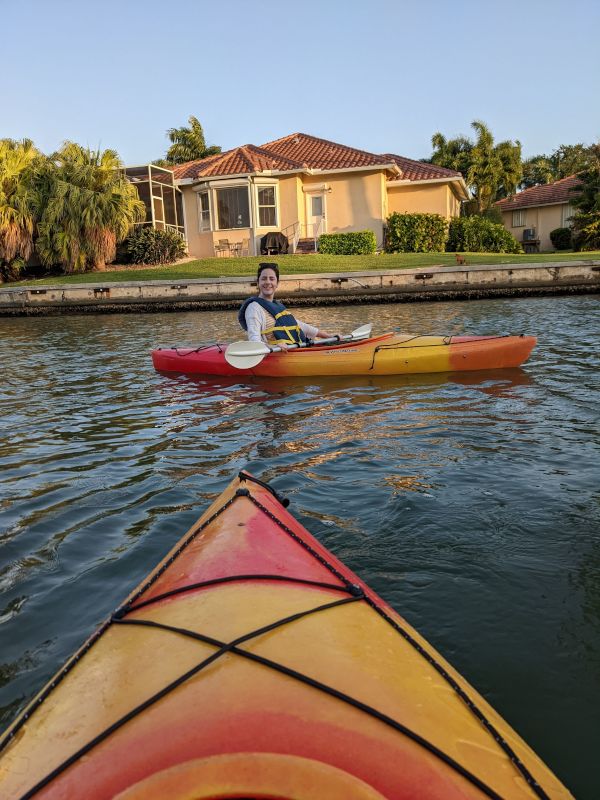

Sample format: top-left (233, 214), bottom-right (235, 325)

top-left (0, 472), bottom-right (570, 799)
top-left (152, 332), bottom-right (536, 377)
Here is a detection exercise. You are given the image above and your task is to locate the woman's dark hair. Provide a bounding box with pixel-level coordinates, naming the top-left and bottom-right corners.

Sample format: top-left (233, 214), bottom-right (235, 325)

top-left (257, 262), bottom-right (279, 282)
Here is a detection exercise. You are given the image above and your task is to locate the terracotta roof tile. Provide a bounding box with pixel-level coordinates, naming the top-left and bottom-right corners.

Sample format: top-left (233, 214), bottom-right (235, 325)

top-left (171, 145), bottom-right (304, 180)
top-left (495, 175), bottom-right (582, 210)
top-left (382, 154), bottom-right (462, 181)
top-left (171, 133), bottom-right (459, 183)
top-left (260, 132), bottom-right (391, 170)
top-left (172, 152), bottom-right (224, 180)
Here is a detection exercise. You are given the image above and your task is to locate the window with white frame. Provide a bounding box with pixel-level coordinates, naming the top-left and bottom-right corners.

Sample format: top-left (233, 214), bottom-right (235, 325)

top-left (562, 204), bottom-right (575, 227)
top-left (258, 186), bottom-right (277, 227)
top-left (512, 209), bottom-right (525, 227)
top-left (198, 191), bottom-right (210, 232)
top-left (216, 187), bottom-right (250, 229)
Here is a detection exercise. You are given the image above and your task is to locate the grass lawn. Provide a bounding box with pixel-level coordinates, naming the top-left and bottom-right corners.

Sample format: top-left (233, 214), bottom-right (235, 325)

top-left (13, 250), bottom-right (600, 286)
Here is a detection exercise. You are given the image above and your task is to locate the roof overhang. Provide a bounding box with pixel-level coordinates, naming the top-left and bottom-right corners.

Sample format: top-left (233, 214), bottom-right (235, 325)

top-left (177, 162), bottom-right (400, 187)
top-left (388, 175), bottom-right (470, 201)
top-left (497, 199), bottom-right (575, 212)
top-left (178, 170), bottom-right (308, 188)
top-left (306, 163), bottom-right (400, 177)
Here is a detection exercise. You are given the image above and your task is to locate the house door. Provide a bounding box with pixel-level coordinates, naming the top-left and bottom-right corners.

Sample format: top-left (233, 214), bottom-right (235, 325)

top-left (307, 192), bottom-right (326, 236)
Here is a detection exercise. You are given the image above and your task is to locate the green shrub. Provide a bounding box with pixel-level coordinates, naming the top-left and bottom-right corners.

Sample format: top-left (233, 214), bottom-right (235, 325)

top-left (572, 212), bottom-right (600, 251)
top-left (124, 226), bottom-right (187, 265)
top-left (0, 257), bottom-right (25, 283)
top-left (446, 216), bottom-right (522, 253)
top-left (385, 213), bottom-right (447, 253)
top-left (481, 206), bottom-right (504, 225)
top-left (318, 230), bottom-right (376, 255)
top-left (549, 227), bottom-right (573, 250)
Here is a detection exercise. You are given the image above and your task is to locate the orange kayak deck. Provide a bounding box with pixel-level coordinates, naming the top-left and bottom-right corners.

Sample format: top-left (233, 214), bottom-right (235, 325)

top-left (0, 472), bottom-right (570, 799)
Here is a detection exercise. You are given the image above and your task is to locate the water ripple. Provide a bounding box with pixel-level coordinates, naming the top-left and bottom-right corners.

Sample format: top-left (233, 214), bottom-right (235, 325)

top-left (0, 295), bottom-right (599, 796)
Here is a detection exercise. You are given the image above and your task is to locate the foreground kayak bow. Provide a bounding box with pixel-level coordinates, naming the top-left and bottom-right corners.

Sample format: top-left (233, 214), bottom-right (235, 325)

top-left (0, 472), bottom-right (571, 799)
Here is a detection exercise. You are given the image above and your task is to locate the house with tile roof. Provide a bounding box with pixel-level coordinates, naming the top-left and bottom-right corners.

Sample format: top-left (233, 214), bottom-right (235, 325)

top-left (171, 133), bottom-right (469, 258)
top-left (495, 175), bottom-right (581, 252)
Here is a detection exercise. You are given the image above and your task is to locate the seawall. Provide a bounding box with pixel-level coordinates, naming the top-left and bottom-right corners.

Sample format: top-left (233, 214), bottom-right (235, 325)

top-left (1, 261), bottom-right (599, 316)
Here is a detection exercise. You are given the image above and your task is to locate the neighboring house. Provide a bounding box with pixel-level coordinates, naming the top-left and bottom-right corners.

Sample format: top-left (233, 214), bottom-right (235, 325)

top-left (171, 133), bottom-right (469, 258)
top-left (495, 175), bottom-right (581, 252)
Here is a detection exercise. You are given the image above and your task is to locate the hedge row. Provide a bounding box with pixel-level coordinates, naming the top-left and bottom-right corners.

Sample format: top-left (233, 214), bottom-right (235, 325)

top-left (384, 213), bottom-right (522, 254)
top-left (318, 230), bottom-right (377, 255)
top-left (446, 216), bottom-right (522, 254)
top-left (385, 212), bottom-right (448, 253)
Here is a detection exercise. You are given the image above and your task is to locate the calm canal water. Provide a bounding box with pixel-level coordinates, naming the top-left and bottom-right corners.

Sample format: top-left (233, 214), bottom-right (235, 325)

top-left (0, 294), bottom-right (599, 797)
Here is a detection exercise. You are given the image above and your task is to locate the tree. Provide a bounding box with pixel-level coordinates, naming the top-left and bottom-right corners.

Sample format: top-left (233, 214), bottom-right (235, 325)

top-left (520, 155), bottom-right (555, 189)
top-left (429, 132), bottom-right (473, 177)
top-left (164, 116), bottom-right (221, 164)
top-left (35, 142), bottom-right (146, 272)
top-left (521, 144), bottom-right (596, 189)
top-left (570, 143), bottom-right (600, 251)
top-left (428, 121), bottom-right (522, 214)
top-left (0, 138), bottom-right (41, 279)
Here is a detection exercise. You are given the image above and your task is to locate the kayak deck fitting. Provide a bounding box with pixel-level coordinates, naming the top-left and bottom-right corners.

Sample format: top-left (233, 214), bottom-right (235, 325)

top-left (0, 472), bottom-right (571, 799)
top-left (152, 332), bottom-right (537, 377)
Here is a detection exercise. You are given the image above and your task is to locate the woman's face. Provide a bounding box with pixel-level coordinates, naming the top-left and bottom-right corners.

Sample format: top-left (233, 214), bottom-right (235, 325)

top-left (258, 269), bottom-right (279, 299)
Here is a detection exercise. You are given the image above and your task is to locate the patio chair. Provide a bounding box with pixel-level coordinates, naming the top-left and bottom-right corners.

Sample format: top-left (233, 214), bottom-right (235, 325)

top-left (214, 239), bottom-right (230, 257)
top-left (240, 238), bottom-right (250, 257)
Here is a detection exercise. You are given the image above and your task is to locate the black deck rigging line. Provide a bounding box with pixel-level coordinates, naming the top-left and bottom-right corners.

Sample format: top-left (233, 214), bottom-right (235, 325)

top-left (238, 470), bottom-right (290, 507)
top-left (368, 335), bottom-right (510, 371)
top-left (4, 480), bottom-right (549, 800)
top-left (172, 343), bottom-right (223, 356)
top-left (117, 491), bottom-right (239, 613)
top-left (245, 492), bottom-right (551, 800)
top-left (115, 617), bottom-right (506, 800)
top-left (0, 491), bottom-right (240, 755)
top-left (122, 574), bottom-right (353, 615)
top-left (17, 595), bottom-right (361, 800)
top-left (363, 597), bottom-right (549, 800)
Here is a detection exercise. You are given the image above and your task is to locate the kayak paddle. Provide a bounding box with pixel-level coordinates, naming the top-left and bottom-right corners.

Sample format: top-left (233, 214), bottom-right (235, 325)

top-left (224, 323), bottom-right (373, 369)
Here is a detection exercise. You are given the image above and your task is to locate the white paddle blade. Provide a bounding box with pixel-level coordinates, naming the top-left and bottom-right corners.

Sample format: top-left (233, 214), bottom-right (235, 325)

top-left (350, 324), bottom-right (372, 340)
top-left (224, 340), bottom-right (271, 369)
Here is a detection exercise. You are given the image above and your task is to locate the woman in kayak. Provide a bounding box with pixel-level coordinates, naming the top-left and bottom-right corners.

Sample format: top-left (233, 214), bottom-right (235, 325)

top-left (238, 262), bottom-right (336, 350)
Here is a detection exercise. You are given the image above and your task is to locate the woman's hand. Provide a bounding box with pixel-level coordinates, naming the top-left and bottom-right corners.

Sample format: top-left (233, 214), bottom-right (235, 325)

top-left (316, 330), bottom-right (339, 340)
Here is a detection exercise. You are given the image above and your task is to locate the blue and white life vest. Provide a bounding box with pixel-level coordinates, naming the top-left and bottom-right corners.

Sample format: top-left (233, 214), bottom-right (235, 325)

top-left (238, 297), bottom-right (307, 344)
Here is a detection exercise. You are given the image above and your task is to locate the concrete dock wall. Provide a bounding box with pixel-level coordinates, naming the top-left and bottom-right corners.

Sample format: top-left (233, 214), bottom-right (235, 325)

top-left (1, 262), bottom-right (598, 316)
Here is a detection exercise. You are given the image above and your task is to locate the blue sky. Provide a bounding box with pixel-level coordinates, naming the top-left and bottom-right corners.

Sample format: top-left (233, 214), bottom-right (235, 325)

top-left (2, 0), bottom-right (599, 165)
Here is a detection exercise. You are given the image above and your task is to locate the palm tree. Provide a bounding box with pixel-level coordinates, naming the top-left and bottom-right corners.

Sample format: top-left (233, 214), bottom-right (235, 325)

top-left (468, 121), bottom-right (522, 213)
top-left (0, 138), bottom-right (40, 279)
top-left (429, 132), bottom-right (473, 177)
top-left (521, 155), bottom-right (555, 189)
top-left (428, 122), bottom-right (522, 214)
top-left (165, 116), bottom-right (221, 164)
top-left (35, 142), bottom-right (146, 272)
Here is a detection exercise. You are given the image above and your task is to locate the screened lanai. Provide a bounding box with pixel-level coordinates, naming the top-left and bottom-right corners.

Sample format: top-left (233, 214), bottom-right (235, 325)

top-left (125, 165), bottom-right (185, 239)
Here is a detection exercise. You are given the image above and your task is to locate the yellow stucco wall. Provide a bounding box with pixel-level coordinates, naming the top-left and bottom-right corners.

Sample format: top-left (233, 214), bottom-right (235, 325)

top-left (387, 182), bottom-right (460, 218)
top-left (181, 187), bottom-right (215, 258)
top-left (181, 172), bottom-right (461, 257)
top-left (501, 203), bottom-right (570, 251)
top-left (302, 171), bottom-right (387, 245)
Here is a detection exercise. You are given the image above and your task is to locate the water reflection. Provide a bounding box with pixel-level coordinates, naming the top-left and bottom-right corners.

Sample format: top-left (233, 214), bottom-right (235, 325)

top-left (0, 295), bottom-right (599, 797)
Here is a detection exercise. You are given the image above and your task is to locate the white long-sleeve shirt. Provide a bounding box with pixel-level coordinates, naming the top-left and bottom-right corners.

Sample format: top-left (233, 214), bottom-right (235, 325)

top-left (244, 302), bottom-right (318, 344)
